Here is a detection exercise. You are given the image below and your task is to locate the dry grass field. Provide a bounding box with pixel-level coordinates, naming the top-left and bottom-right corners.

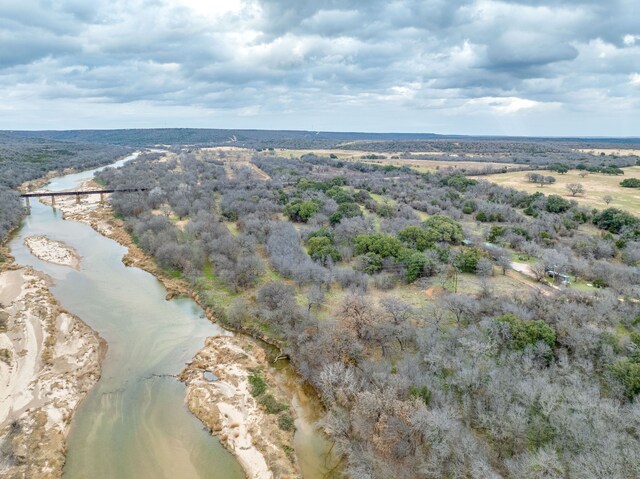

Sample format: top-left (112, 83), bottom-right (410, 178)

top-left (484, 167), bottom-right (640, 215)
top-left (575, 148), bottom-right (640, 157)
top-left (272, 148), bottom-right (520, 172)
top-left (359, 158), bottom-right (521, 173)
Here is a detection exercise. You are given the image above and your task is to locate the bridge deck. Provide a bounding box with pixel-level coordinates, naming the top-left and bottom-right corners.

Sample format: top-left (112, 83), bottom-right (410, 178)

top-left (20, 189), bottom-right (147, 198)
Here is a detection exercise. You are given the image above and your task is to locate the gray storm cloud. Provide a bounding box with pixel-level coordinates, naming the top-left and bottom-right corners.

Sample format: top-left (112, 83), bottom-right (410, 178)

top-left (0, 0), bottom-right (638, 135)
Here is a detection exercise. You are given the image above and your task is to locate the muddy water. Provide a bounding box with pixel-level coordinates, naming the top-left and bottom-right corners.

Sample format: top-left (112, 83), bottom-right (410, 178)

top-left (271, 361), bottom-right (343, 478)
top-left (9, 153), bottom-right (339, 478)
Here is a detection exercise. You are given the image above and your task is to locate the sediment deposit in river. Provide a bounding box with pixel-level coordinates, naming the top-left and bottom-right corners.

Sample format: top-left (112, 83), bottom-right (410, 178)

top-left (24, 236), bottom-right (81, 269)
top-left (0, 267), bottom-right (104, 478)
top-left (181, 335), bottom-right (299, 479)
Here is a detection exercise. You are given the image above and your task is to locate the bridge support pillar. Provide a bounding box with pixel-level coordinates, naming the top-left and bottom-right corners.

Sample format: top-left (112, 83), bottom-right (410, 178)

top-left (25, 196), bottom-right (30, 214)
top-left (100, 192), bottom-right (105, 204)
top-left (75, 193), bottom-right (80, 204)
top-left (51, 195), bottom-right (55, 207)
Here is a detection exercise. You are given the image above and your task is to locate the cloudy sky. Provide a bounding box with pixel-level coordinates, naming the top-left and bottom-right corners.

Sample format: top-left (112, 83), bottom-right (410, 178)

top-left (1, 0), bottom-right (639, 136)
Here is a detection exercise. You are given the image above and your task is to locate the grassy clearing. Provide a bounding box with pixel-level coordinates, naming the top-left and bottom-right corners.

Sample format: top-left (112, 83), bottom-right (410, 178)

top-left (369, 192), bottom-right (395, 205)
top-left (361, 158), bottom-right (521, 173)
top-left (414, 210), bottom-right (429, 221)
top-left (571, 280), bottom-right (599, 293)
top-left (225, 222), bottom-right (239, 236)
top-left (198, 146), bottom-right (255, 161)
top-left (272, 148), bottom-right (374, 159)
top-left (511, 252), bottom-right (535, 264)
top-left (484, 167), bottom-right (640, 215)
top-left (575, 148), bottom-right (640, 157)
top-left (270, 148), bottom-right (520, 173)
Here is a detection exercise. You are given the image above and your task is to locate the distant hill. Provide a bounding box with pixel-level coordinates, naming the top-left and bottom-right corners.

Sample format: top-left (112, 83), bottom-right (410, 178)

top-left (3, 128), bottom-right (639, 150)
top-left (3, 128), bottom-right (441, 148)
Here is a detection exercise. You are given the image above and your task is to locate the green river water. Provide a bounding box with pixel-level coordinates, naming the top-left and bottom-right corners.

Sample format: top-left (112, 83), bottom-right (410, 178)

top-left (9, 155), bottom-right (338, 478)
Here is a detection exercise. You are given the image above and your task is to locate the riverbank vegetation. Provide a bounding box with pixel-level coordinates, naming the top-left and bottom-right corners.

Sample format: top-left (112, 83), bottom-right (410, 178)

top-left (91, 142), bottom-right (640, 479)
top-left (0, 133), bottom-right (130, 242)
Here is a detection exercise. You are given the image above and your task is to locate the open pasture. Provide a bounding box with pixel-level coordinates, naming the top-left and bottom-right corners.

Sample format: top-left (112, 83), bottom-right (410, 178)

top-left (484, 167), bottom-right (640, 215)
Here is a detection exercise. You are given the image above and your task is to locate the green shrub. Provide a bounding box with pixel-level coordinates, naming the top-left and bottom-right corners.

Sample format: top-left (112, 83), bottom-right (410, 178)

top-left (325, 186), bottom-right (354, 204)
top-left (545, 195), bottom-right (571, 213)
top-left (462, 200), bottom-right (477, 214)
top-left (496, 314), bottom-right (556, 350)
top-left (592, 278), bottom-right (607, 288)
top-left (487, 226), bottom-right (505, 243)
top-left (284, 200), bottom-right (320, 222)
top-left (360, 252), bottom-right (383, 274)
top-left (409, 385), bottom-right (432, 405)
top-left (329, 212), bottom-right (343, 225)
top-left (259, 394), bottom-right (288, 414)
top-left (277, 412), bottom-right (296, 432)
top-left (307, 236), bottom-right (341, 264)
top-left (403, 252), bottom-right (428, 283)
top-left (446, 175), bottom-right (478, 191)
top-left (609, 360), bottom-right (640, 400)
top-left (398, 226), bottom-right (432, 251)
top-left (620, 178), bottom-right (640, 188)
top-left (248, 372), bottom-right (267, 397)
top-left (354, 234), bottom-right (403, 258)
top-left (454, 247), bottom-right (484, 273)
top-left (549, 164), bottom-right (569, 174)
top-left (422, 215), bottom-right (463, 243)
top-left (593, 208), bottom-right (639, 233)
top-left (336, 202), bottom-right (362, 219)
top-left (307, 228), bottom-right (333, 241)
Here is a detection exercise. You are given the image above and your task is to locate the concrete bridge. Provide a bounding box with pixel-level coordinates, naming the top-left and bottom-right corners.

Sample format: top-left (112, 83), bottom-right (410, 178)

top-left (20, 188), bottom-right (148, 208)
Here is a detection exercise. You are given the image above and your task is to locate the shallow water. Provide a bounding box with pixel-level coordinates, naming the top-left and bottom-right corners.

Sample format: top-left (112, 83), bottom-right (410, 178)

top-left (10, 154), bottom-right (244, 478)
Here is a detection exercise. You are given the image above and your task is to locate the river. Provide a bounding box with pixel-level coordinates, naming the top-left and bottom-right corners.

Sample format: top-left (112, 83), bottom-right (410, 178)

top-left (8, 153), bottom-right (338, 478)
top-left (11, 154), bottom-right (243, 478)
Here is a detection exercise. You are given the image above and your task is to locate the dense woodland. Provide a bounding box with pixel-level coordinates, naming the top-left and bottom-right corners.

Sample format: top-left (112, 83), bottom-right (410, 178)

top-left (0, 133), bottom-right (130, 241)
top-left (93, 146), bottom-right (640, 479)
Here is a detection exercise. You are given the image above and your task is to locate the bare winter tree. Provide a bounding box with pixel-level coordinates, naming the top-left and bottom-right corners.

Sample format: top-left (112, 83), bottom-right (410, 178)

top-left (566, 183), bottom-right (585, 196)
top-left (337, 294), bottom-right (378, 340)
top-left (530, 261), bottom-right (548, 283)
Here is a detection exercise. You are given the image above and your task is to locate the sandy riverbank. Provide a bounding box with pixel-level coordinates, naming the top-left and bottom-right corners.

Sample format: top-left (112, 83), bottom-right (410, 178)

top-left (180, 335), bottom-right (298, 479)
top-left (24, 236), bottom-right (81, 269)
top-left (0, 267), bottom-right (105, 478)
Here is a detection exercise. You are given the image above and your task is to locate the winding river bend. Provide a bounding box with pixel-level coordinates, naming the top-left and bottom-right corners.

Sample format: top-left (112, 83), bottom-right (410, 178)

top-left (9, 155), bottom-right (338, 478)
top-left (10, 156), bottom-right (245, 478)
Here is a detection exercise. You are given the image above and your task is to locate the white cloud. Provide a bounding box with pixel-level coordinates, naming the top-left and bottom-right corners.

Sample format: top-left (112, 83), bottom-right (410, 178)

top-left (631, 73), bottom-right (640, 86)
top-left (466, 96), bottom-right (543, 114)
